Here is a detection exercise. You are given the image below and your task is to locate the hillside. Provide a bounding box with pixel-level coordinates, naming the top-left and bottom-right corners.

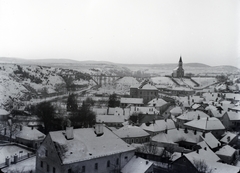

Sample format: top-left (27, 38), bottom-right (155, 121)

top-left (0, 64), bottom-right (93, 110)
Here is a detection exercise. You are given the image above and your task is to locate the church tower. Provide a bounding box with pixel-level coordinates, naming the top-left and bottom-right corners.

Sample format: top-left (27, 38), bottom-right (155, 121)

top-left (179, 56), bottom-right (183, 67)
top-left (172, 56), bottom-right (184, 78)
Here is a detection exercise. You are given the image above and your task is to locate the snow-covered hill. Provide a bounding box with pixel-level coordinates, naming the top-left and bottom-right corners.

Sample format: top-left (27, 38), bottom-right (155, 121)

top-left (0, 64), bottom-right (92, 110)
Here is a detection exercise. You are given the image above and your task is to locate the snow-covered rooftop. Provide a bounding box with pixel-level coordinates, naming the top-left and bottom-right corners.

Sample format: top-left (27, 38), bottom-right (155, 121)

top-left (151, 128), bottom-right (202, 144)
top-left (96, 114), bottom-right (125, 123)
top-left (16, 126), bottom-right (45, 141)
top-left (200, 132), bottom-right (221, 149)
top-left (0, 108), bottom-right (9, 115)
top-left (113, 125), bottom-right (150, 138)
top-left (140, 83), bottom-right (158, 90)
top-left (148, 98), bottom-right (167, 107)
top-left (220, 131), bottom-right (237, 144)
top-left (185, 117), bottom-right (225, 130)
top-left (170, 106), bottom-right (182, 115)
top-left (227, 111), bottom-right (240, 121)
top-left (215, 145), bottom-right (236, 157)
top-left (121, 156), bottom-right (153, 173)
top-left (140, 119), bottom-right (175, 133)
top-left (120, 98), bottom-right (144, 104)
top-left (49, 127), bottom-right (135, 164)
top-left (177, 110), bottom-right (209, 121)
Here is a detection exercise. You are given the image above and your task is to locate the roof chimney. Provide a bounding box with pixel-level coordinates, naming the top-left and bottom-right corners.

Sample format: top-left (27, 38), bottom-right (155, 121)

top-left (184, 128), bottom-right (188, 133)
top-left (65, 119), bottom-right (74, 140)
top-left (95, 123), bottom-right (104, 137)
top-left (146, 161), bottom-right (149, 165)
top-left (202, 132), bottom-right (205, 138)
top-left (165, 128), bottom-right (168, 134)
top-left (196, 149), bottom-right (199, 154)
top-left (197, 115), bottom-right (200, 120)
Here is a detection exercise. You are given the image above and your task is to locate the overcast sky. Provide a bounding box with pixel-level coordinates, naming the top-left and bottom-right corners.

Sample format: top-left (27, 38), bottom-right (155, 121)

top-left (0, 0), bottom-right (239, 66)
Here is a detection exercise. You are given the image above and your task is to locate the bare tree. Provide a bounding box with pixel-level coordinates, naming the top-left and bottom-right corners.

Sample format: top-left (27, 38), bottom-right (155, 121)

top-left (193, 159), bottom-right (212, 173)
top-left (136, 143), bottom-right (158, 155)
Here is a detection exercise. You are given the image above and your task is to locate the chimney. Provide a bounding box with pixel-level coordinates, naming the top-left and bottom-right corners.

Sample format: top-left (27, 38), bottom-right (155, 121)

top-left (204, 147), bottom-right (207, 151)
top-left (146, 161), bottom-right (149, 165)
top-left (31, 126), bottom-right (34, 130)
top-left (194, 130), bottom-right (197, 135)
top-left (95, 123), bottom-right (104, 137)
top-left (65, 119), bottom-right (74, 140)
top-left (197, 115), bottom-right (200, 120)
top-left (165, 128), bottom-right (168, 134)
top-left (184, 128), bottom-right (188, 133)
top-left (227, 136), bottom-right (231, 142)
top-left (66, 127), bottom-right (74, 140)
top-left (20, 125), bottom-right (22, 131)
top-left (196, 149), bottom-right (199, 154)
top-left (202, 132), bottom-right (205, 138)
top-left (206, 117), bottom-right (209, 121)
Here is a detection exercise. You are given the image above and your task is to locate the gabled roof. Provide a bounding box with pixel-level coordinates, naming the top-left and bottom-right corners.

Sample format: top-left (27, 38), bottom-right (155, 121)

top-left (220, 131), bottom-right (237, 144)
top-left (113, 125), bottom-right (150, 138)
top-left (170, 106), bottom-right (182, 115)
top-left (227, 111), bottom-right (240, 121)
top-left (185, 147), bottom-right (220, 163)
top-left (140, 119), bottom-right (175, 133)
top-left (148, 98), bottom-right (167, 107)
top-left (151, 128), bottom-right (202, 144)
top-left (121, 156), bottom-right (153, 173)
top-left (200, 132), bottom-right (221, 149)
top-left (184, 117), bottom-right (225, 130)
top-left (49, 127), bottom-right (135, 164)
top-left (177, 110), bottom-right (209, 121)
top-left (215, 145), bottom-right (236, 157)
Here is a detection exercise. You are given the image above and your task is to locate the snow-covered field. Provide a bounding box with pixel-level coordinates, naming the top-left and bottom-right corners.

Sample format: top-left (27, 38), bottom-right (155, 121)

top-left (192, 77), bottom-right (216, 87)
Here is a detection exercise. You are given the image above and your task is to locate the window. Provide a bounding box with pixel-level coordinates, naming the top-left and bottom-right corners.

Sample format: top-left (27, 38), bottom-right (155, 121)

top-left (82, 166), bottom-right (85, 172)
top-left (47, 164), bottom-right (49, 172)
top-left (45, 149), bottom-right (48, 157)
top-left (68, 168), bottom-right (72, 173)
top-left (53, 167), bottom-right (55, 173)
top-left (95, 163), bottom-right (98, 170)
top-left (116, 158), bottom-right (119, 165)
top-left (125, 156), bottom-right (128, 160)
top-left (40, 161), bottom-right (43, 168)
top-left (107, 160), bottom-right (110, 167)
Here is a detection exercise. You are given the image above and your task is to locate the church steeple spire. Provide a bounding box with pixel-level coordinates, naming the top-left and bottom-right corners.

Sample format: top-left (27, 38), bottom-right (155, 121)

top-left (179, 56), bottom-right (182, 67)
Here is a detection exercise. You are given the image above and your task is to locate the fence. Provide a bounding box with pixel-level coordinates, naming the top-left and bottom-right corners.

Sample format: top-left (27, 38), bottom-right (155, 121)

top-left (0, 152), bottom-right (35, 169)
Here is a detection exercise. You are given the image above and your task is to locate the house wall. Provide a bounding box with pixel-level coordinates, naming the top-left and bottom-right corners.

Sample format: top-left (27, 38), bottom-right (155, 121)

top-left (217, 153), bottom-right (235, 164)
top-left (15, 137), bottom-right (43, 149)
top-left (171, 157), bottom-right (198, 173)
top-left (123, 136), bottom-right (150, 144)
top-left (36, 135), bottom-right (135, 173)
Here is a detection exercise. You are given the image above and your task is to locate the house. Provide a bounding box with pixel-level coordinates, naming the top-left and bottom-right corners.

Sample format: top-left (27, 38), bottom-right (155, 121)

top-left (121, 156), bottom-right (154, 173)
top-left (113, 125), bottom-right (150, 144)
top-left (36, 125), bottom-right (135, 173)
top-left (176, 110), bottom-right (210, 128)
top-left (15, 126), bottom-right (45, 149)
top-left (120, 98), bottom-right (144, 108)
top-left (169, 106), bottom-right (182, 117)
top-left (140, 119), bottom-right (175, 136)
top-left (199, 132), bottom-right (221, 151)
top-left (170, 150), bottom-right (240, 173)
top-left (148, 98), bottom-right (169, 114)
top-left (151, 128), bottom-right (202, 151)
top-left (222, 111), bottom-right (240, 130)
top-left (130, 83), bottom-right (158, 103)
top-left (96, 114), bottom-right (125, 128)
top-left (220, 131), bottom-right (238, 146)
top-left (0, 108), bottom-right (10, 120)
top-left (184, 117), bottom-right (225, 138)
top-left (129, 106), bottom-right (159, 115)
top-left (215, 145), bottom-right (237, 164)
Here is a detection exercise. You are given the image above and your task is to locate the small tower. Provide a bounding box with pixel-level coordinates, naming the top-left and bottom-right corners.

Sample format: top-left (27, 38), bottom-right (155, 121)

top-left (179, 56), bottom-right (183, 67)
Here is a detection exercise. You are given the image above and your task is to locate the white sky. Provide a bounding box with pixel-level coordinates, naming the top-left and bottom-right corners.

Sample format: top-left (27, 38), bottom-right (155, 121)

top-left (0, 0), bottom-right (239, 66)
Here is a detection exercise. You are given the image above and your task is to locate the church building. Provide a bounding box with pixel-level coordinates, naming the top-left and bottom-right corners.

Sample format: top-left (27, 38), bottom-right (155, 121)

top-left (172, 56), bottom-right (184, 78)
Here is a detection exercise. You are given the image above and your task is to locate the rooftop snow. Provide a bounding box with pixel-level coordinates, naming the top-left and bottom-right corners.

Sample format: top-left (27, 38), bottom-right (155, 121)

top-left (177, 110), bottom-right (209, 121)
top-left (184, 117), bottom-right (225, 130)
top-left (220, 131), bottom-right (237, 144)
top-left (16, 126), bottom-right (45, 141)
top-left (200, 132), bottom-right (221, 149)
top-left (113, 125), bottom-right (150, 138)
top-left (121, 156), bottom-right (153, 173)
top-left (148, 98), bottom-right (167, 107)
top-left (49, 127), bottom-right (135, 164)
top-left (215, 145), bottom-right (236, 157)
top-left (140, 119), bottom-right (175, 133)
